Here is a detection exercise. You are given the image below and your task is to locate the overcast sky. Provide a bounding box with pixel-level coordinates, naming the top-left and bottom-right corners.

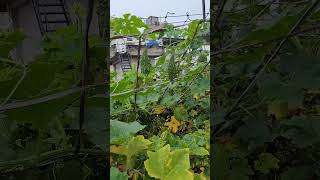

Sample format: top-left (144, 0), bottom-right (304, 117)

top-left (110, 0), bottom-right (210, 25)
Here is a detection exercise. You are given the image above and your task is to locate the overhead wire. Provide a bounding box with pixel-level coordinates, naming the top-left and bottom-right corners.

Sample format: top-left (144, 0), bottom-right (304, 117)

top-left (137, 12), bottom-right (210, 19)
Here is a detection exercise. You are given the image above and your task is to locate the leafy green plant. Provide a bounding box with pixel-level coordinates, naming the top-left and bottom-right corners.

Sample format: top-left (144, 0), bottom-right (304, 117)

top-left (110, 12), bottom-right (210, 179)
top-left (0, 20), bottom-right (107, 178)
top-left (144, 145), bottom-right (194, 180)
top-left (211, 1), bottom-right (320, 179)
top-left (111, 13), bottom-right (149, 35)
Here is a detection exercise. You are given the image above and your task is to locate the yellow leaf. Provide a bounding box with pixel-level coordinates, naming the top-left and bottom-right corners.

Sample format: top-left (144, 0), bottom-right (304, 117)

top-left (153, 105), bottom-right (166, 115)
top-left (110, 145), bottom-right (127, 155)
top-left (164, 116), bottom-right (181, 133)
top-left (268, 101), bottom-right (288, 120)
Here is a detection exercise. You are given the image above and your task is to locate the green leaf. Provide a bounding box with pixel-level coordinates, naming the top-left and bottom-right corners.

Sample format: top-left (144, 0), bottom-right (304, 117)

top-left (136, 88), bottom-right (160, 107)
top-left (4, 93), bottom-right (79, 128)
top-left (174, 106), bottom-right (189, 121)
top-left (280, 116), bottom-right (320, 147)
top-left (111, 14), bottom-right (148, 35)
top-left (110, 167), bottom-right (128, 180)
top-left (212, 144), bottom-right (229, 180)
top-left (212, 144), bottom-right (253, 180)
top-left (148, 135), bottom-right (166, 151)
top-left (213, 108), bottom-right (226, 126)
top-left (144, 145), bottom-right (193, 180)
top-left (163, 130), bottom-right (209, 156)
top-left (111, 135), bottom-right (152, 169)
top-left (254, 153), bottom-right (279, 174)
top-left (190, 76), bottom-right (209, 96)
top-left (83, 107), bottom-right (107, 149)
top-left (238, 8), bottom-right (303, 45)
top-left (234, 113), bottom-right (272, 147)
top-left (116, 135), bottom-right (151, 156)
top-left (228, 157), bottom-right (252, 180)
top-left (110, 120), bottom-right (145, 144)
top-left (161, 94), bottom-right (181, 107)
top-left (0, 60), bottom-right (67, 100)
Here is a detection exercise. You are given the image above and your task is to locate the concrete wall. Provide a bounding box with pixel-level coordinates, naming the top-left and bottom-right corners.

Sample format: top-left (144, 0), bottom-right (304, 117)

top-left (15, 1), bottom-right (42, 63)
top-left (110, 43), bottom-right (164, 80)
top-left (0, 11), bottom-right (11, 31)
top-left (5, 0), bottom-right (101, 64)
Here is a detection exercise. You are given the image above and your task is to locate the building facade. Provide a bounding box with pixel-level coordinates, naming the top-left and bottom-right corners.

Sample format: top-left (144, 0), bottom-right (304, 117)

top-left (110, 16), bottom-right (167, 80)
top-left (0, 0), bottom-right (103, 64)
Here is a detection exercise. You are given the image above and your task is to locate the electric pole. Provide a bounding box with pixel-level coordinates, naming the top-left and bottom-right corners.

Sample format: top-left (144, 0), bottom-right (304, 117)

top-left (202, 0), bottom-right (206, 20)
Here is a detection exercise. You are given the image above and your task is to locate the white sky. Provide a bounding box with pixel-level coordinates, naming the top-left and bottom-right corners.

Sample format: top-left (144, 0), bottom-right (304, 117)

top-left (110, 0), bottom-right (210, 25)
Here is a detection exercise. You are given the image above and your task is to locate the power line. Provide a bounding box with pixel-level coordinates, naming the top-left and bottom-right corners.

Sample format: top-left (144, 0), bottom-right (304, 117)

top-left (110, 19), bottom-right (209, 40)
top-left (167, 18), bottom-right (210, 24)
top-left (138, 12), bottom-right (210, 19)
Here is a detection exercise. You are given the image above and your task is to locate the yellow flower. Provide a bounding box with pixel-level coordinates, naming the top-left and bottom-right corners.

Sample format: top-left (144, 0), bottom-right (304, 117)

top-left (164, 116), bottom-right (181, 133)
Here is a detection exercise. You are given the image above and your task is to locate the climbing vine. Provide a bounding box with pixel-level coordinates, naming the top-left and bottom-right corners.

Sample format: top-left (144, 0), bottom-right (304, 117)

top-left (0, 2), bottom-right (107, 178)
top-left (211, 0), bottom-right (320, 179)
top-left (110, 14), bottom-right (210, 179)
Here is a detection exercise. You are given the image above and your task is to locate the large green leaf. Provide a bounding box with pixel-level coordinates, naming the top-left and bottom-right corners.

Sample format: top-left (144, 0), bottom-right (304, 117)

top-left (111, 13), bottom-right (148, 35)
top-left (4, 93), bottom-right (79, 128)
top-left (0, 60), bottom-right (69, 100)
top-left (166, 130), bottom-right (209, 156)
top-left (234, 113), bottom-right (272, 147)
top-left (238, 6), bottom-right (304, 45)
top-left (254, 153), bottom-right (279, 174)
top-left (144, 144), bottom-right (193, 180)
top-left (212, 144), bottom-right (253, 180)
top-left (174, 106), bottom-right (189, 121)
top-left (280, 116), bottom-right (320, 147)
top-left (111, 135), bottom-right (152, 168)
top-left (212, 144), bottom-right (229, 180)
top-left (62, 96), bottom-right (107, 148)
top-left (259, 54), bottom-right (320, 108)
top-left (83, 107), bottom-right (107, 149)
top-left (110, 120), bottom-right (145, 144)
top-left (190, 75), bottom-right (209, 96)
top-left (110, 167), bottom-right (128, 180)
